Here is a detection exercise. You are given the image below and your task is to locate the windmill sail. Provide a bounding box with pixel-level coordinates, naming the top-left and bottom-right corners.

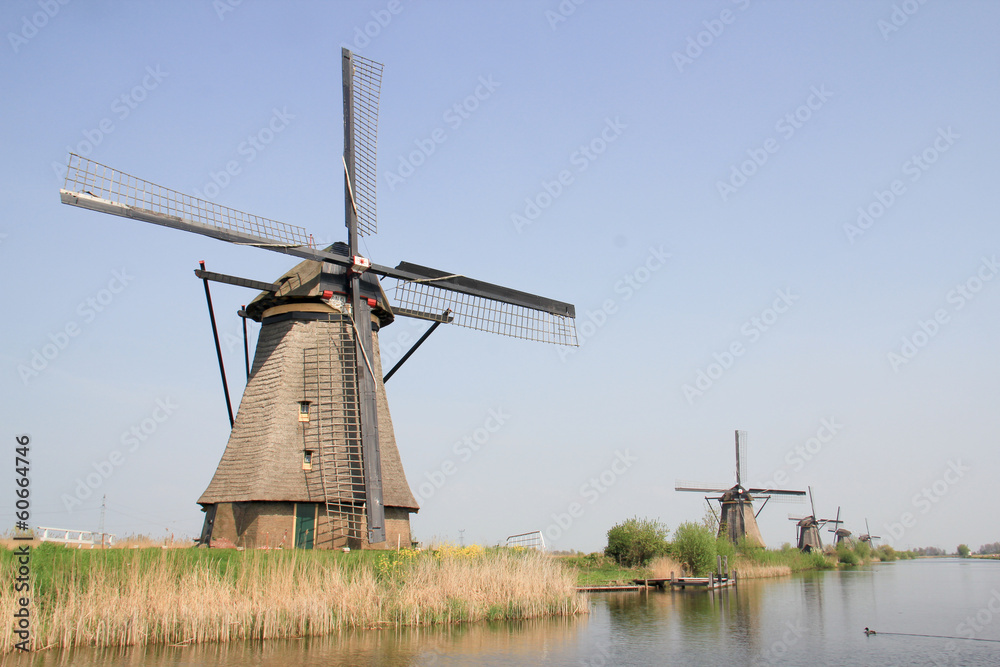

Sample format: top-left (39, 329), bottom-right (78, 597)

top-left (343, 49), bottom-right (382, 238)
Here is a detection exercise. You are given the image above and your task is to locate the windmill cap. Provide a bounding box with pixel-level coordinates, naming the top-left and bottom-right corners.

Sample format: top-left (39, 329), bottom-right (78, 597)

top-left (244, 242), bottom-right (393, 325)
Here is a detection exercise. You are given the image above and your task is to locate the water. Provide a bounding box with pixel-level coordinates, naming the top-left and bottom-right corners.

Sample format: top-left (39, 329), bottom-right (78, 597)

top-left (13, 559), bottom-right (1000, 666)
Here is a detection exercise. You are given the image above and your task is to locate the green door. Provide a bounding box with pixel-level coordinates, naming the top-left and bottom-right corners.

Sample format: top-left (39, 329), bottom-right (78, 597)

top-left (295, 503), bottom-right (315, 549)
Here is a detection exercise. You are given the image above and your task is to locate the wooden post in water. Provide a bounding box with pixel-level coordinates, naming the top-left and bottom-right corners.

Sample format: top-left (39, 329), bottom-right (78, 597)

top-left (716, 555), bottom-right (722, 578)
top-left (724, 555), bottom-right (729, 578)
top-left (709, 572), bottom-right (714, 588)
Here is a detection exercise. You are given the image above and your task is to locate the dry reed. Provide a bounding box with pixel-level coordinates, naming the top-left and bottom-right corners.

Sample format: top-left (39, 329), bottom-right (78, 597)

top-left (0, 546), bottom-right (585, 653)
top-left (648, 556), bottom-right (685, 579)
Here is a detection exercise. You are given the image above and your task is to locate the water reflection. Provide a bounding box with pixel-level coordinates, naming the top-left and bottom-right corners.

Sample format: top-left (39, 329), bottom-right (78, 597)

top-left (11, 615), bottom-right (588, 667)
top-left (9, 561), bottom-right (1000, 666)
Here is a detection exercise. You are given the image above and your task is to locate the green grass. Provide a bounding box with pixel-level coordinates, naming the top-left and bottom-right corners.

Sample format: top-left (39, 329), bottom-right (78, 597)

top-left (557, 553), bottom-right (650, 586)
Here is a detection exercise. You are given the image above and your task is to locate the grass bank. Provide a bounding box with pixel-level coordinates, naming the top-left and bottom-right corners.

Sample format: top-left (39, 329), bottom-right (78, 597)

top-left (0, 543), bottom-right (585, 653)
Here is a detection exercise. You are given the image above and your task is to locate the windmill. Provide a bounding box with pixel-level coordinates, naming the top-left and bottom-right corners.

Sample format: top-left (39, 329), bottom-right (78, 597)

top-left (58, 49), bottom-right (577, 550)
top-left (828, 506), bottom-right (852, 546)
top-left (675, 430), bottom-right (806, 548)
top-left (788, 487), bottom-right (834, 552)
top-left (858, 519), bottom-right (881, 548)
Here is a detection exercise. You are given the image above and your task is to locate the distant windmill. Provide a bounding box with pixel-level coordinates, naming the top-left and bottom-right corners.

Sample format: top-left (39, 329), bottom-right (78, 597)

top-left (858, 519), bottom-right (881, 547)
top-left (788, 486), bottom-right (835, 552)
top-left (58, 49), bottom-right (577, 550)
top-left (828, 506), bottom-right (852, 546)
top-left (676, 430), bottom-right (806, 548)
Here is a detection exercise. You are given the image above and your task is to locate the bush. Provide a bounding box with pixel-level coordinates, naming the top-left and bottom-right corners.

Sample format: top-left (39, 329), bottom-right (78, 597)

top-left (672, 522), bottom-right (717, 576)
top-left (604, 517), bottom-right (669, 567)
top-left (854, 540), bottom-right (871, 560)
top-left (876, 545), bottom-right (898, 561)
top-left (957, 544), bottom-right (970, 558)
top-left (836, 543), bottom-right (859, 565)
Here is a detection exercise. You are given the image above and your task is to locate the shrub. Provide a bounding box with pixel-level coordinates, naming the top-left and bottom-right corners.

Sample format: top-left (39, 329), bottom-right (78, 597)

top-left (957, 544), bottom-right (971, 558)
top-left (836, 543), bottom-right (859, 565)
top-left (876, 545), bottom-right (898, 561)
top-left (672, 522), bottom-right (717, 576)
top-left (604, 517), bottom-right (669, 567)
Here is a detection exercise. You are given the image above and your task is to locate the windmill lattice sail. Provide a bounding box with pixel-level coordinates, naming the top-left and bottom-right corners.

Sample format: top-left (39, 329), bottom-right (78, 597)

top-left (61, 154), bottom-right (312, 248)
top-left (345, 51), bottom-right (383, 238)
top-left (393, 277), bottom-right (578, 346)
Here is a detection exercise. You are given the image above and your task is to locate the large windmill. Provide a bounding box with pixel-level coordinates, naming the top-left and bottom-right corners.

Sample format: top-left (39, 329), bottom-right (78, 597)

top-left (58, 49), bottom-right (577, 550)
top-left (788, 487), bottom-right (834, 552)
top-left (675, 430), bottom-right (806, 548)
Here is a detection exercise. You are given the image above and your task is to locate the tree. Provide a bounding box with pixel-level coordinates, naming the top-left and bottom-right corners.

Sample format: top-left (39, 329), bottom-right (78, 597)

top-left (672, 521), bottom-right (717, 576)
top-left (957, 544), bottom-right (971, 558)
top-left (605, 517), bottom-right (670, 567)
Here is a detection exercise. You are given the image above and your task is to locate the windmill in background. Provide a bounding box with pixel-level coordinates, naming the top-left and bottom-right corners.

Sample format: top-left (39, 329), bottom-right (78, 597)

top-left (858, 519), bottom-right (881, 548)
top-left (828, 506), bottom-right (852, 546)
top-left (59, 49), bottom-right (577, 550)
top-left (676, 430), bottom-right (806, 548)
top-left (788, 487), bottom-right (835, 552)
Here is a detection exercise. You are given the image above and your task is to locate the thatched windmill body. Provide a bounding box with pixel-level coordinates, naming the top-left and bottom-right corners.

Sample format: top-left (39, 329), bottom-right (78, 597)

top-left (58, 50), bottom-right (577, 550)
top-left (676, 431), bottom-right (806, 548)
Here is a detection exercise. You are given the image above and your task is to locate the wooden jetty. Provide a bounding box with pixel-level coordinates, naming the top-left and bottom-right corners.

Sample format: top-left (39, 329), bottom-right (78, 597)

top-left (576, 555), bottom-right (738, 593)
top-left (575, 583), bottom-right (645, 592)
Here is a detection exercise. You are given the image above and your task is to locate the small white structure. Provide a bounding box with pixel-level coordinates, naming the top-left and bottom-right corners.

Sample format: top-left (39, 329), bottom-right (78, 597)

top-left (37, 526), bottom-right (116, 548)
top-left (505, 530), bottom-right (546, 551)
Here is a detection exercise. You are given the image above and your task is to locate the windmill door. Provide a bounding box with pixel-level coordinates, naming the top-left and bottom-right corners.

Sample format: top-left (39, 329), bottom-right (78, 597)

top-left (295, 503), bottom-right (316, 549)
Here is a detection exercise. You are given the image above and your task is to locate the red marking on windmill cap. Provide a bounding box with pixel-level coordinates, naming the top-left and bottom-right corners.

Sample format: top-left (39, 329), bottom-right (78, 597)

top-left (322, 290), bottom-right (333, 299)
top-left (367, 298), bottom-right (376, 307)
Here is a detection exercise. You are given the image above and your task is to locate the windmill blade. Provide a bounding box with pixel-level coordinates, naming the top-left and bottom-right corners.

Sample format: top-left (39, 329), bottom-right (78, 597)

top-left (60, 154), bottom-right (345, 263)
top-left (342, 48), bottom-right (382, 238)
top-left (391, 263), bottom-right (577, 346)
top-left (735, 430), bottom-right (747, 487)
top-left (746, 487), bottom-right (807, 496)
top-left (808, 486), bottom-right (817, 518)
top-left (675, 481), bottom-right (731, 493)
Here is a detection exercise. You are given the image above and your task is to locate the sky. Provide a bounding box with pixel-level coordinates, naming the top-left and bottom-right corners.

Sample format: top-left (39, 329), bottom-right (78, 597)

top-left (1, 0), bottom-right (998, 554)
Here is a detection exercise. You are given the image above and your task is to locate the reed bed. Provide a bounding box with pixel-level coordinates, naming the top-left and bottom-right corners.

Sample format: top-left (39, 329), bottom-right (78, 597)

top-left (0, 544), bottom-right (585, 653)
top-left (648, 556), bottom-right (685, 579)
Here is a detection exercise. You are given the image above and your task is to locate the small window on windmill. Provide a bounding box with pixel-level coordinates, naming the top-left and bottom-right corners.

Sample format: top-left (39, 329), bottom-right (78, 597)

top-left (298, 401), bottom-right (311, 423)
top-left (302, 450), bottom-right (313, 471)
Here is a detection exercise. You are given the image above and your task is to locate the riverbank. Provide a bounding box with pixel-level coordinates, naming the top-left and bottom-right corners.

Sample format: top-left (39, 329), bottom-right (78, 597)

top-left (561, 542), bottom-right (915, 586)
top-left (0, 543), bottom-right (585, 653)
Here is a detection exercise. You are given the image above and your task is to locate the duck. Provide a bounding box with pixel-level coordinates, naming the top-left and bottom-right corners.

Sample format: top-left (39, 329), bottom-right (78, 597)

top-left (864, 627), bottom-right (876, 636)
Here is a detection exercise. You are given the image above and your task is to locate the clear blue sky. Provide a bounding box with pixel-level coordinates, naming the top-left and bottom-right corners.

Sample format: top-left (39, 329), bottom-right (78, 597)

top-left (1, 1), bottom-right (998, 552)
